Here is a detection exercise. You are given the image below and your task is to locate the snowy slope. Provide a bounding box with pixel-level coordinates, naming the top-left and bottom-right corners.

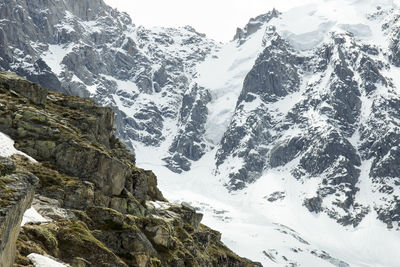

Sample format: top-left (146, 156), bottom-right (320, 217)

top-left (137, 142), bottom-right (400, 266)
top-left (197, 23), bottom-right (267, 144)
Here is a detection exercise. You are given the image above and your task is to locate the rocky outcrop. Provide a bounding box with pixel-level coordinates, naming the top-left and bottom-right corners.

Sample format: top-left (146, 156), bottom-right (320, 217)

top-left (0, 72), bottom-right (163, 204)
top-left (165, 84), bottom-right (212, 172)
top-left (233, 10), bottom-right (280, 43)
top-left (216, 30), bottom-right (301, 190)
top-left (16, 203), bottom-right (260, 267)
top-left (0, 73), bottom-right (48, 105)
top-left (0, 156), bottom-right (38, 267)
top-left (0, 73), bottom-right (259, 266)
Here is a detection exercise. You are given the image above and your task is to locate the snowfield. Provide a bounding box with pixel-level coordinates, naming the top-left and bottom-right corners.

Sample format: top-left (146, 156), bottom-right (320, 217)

top-left (136, 145), bottom-right (400, 267)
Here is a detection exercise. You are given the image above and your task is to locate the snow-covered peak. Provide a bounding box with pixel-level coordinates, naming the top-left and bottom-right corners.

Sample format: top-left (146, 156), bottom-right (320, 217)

top-left (286, 0), bottom-right (394, 49)
top-left (227, 0), bottom-right (400, 53)
top-left (251, 0), bottom-right (398, 50)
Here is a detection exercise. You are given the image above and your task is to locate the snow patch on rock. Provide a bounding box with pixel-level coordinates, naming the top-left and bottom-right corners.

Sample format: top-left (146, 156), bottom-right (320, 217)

top-left (0, 131), bottom-right (36, 162)
top-left (21, 207), bottom-right (50, 226)
top-left (27, 253), bottom-right (69, 267)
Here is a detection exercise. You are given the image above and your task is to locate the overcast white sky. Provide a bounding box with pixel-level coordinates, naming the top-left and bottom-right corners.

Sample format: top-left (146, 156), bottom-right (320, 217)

top-left (103, 0), bottom-right (310, 42)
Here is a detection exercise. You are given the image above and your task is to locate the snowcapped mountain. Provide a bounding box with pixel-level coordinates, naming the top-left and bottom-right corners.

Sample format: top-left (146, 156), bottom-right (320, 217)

top-left (3, 0), bottom-right (400, 266)
top-left (0, 0), bottom-right (219, 154)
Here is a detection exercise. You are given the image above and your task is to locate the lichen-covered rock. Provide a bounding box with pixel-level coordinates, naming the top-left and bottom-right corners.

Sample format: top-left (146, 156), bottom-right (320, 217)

top-left (17, 220), bottom-right (128, 267)
top-left (0, 73), bottom-right (48, 105)
top-left (0, 157), bottom-right (38, 267)
top-left (0, 73), bottom-right (163, 203)
top-left (54, 142), bottom-right (131, 196)
top-left (0, 74), bottom-right (259, 266)
top-left (31, 195), bottom-right (76, 221)
top-left (0, 156), bottom-right (16, 176)
top-left (16, 206), bottom-right (261, 267)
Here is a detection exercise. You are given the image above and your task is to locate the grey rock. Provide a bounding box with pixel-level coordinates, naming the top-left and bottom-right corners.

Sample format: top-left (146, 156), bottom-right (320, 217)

top-left (0, 168), bottom-right (39, 267)
top-left (0, 156), bottom-right (16, 176)
top-left (310, 250), bottom-right (350, 267)
top-left (304, 197), bottom-right (323, 213)
top-left (234, 9), bottom-right (280, 43)
top-left (216, 29), bottom-right (300, 190)
top-left (389, 27), bottom-right (400, 66)
top-left (165, 84), bottom-right (211, 171)
top-left (265, 192), bottom-right (286, 202)
top-left (0, 72), bottom-right (48, 105)
top-left (32, 195), bottom-right (76, 221)
top-left (240, 33), bottom-right (300, 103)
top-left (268, 137), bottom-right (305, 168)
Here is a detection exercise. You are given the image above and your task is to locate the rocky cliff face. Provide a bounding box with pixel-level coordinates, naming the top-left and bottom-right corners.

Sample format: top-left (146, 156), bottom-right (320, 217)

top-left (0, 157), bottom-right (38, 267)
top-left (0, 73), bottom-right (259, 267)
top-left (212, 7), bottom-right (400, 228)
top-left (0, 0), bottom-right (219, 155)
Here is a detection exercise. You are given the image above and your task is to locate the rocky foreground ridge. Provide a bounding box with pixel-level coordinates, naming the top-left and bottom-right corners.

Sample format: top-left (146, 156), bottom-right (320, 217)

top-left (0, 72), bottom-right (260, 267)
